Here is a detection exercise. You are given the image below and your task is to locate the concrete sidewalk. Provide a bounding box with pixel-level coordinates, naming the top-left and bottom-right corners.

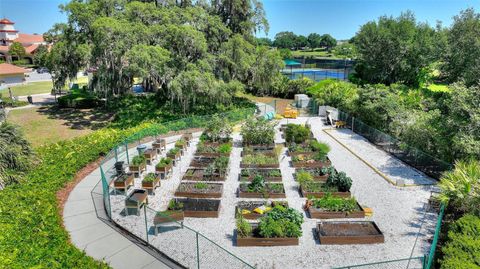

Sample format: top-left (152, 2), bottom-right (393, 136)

top-left (63, 166), bottom-right (172, 269)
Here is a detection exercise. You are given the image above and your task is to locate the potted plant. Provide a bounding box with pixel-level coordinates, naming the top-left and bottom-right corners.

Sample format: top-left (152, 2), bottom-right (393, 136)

top-left (167, 147), bottom-right (181, 162)
top-left (175, 138), bottom-right (187, 154)
top-left (152, 138), bottom-right (166, 154)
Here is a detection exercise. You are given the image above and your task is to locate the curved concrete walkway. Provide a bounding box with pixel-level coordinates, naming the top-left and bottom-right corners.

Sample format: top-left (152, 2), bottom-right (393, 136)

top-left (63, 164), bottom-right (172, 269)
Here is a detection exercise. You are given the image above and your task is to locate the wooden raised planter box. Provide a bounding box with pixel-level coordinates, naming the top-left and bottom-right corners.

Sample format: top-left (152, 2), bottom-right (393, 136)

top-left (125, 189), bottom-right (148, 216)
top-left (153, 211), bottom-right (185, 235)
top-left (235, 201), bottom-right (288, 220)
top-left (293, 172), bottom-right (328, 182)
top-left (241, 148), bottom-right (276, 157)
top-left (182, 133), bottom-right (193, 146)
top-left (142, 174), bottom-right (161, 193)
top-left (300, 185), bottom-right (351, 198)
top-left (167, 151), bottom-right (181, 162)
top-left (236, 224), bottom-right (299, 246)
top-left (170, 198), bottom-right (221, 218)
top-left (238, 184), bottom-right (286, 198)
top-left (143, 149), bottom-right (157, 164)
top-left (152, 139), bottom-right (166, 153)
top-left (240, 169), bottom-right (282, 182)
top-left (155, 163), bottom-right (173, 174)
top-left (292, 160), bottom-right (331, 168)
top-left (183, 168), bottom-right (226, 181)
top-left (242, 143), bottom-right (275, 150)
top-left (316, 221), bottom-right (384, 245)
top-left (174, 182), bottom-right (223, 198)
top-left (240, 163), bottom-right (279, 169)
top-left (307, 203), bottom-right (366, 219)
top-left (129, 163), bottom-right (146, 176)
top-left (113, 173), bottom-right (134, 191)
top-left (190, 156), bottom-right (218, 168)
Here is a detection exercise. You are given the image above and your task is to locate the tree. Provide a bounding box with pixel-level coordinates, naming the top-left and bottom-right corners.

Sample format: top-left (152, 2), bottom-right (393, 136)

top-left (211, 0), bottom-right (269, 36)
top-left (33, 44), bottom-right (49, 67)
top-left (218, 34), bottom-right (254, 82)
top-left (296, 35), bottom-right (308, 49)
top-left (307, 33), bottom-right (322, 49)
top-left (334, 42), bottom-right (357, 59)
top-left (354, 11), bottom-right (437, 86)
top-left (249, 46), bottom-right (284, 95)
top-left (306, 79), bottom-right (359, 112)
top-left (8, 42), bottom-right (26, 61)
top-left (320, 34), bottom-right (337, 50)
top-left (256, 37), bottom-right (272, 46)
top-left (273, 31), bottom-right (297, 49)
top-left (443, 8), bottom-right (480, 86)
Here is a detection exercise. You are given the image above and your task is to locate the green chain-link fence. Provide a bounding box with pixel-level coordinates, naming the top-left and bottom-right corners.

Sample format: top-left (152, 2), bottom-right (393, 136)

top-left (98, 109), bottom-right (255, 269)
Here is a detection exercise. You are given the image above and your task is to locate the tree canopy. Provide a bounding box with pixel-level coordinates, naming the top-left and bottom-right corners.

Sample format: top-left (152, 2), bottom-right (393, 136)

top-left (43, 0), bottom-right (282, 112)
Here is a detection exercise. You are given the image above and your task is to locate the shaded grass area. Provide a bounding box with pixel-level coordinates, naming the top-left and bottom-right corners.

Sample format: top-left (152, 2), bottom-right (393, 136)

top-left (7, 106), bottom-right (113, 147)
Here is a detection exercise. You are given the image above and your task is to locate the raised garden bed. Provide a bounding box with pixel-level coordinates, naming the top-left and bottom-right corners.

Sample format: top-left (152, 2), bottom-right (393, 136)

top-left (182, 132), bottom-right (193, 146)
top-left (183, 168), bottom-right (226, 181)
top-left (167, 148), bottom-right (181, 162)
top-left (235, 201), bottom-right (288, 220)
top-left (174, 138), bottom-right (188, 153)
top-left (195, 141), bottom-right (232, 157)
top-left (299, 182), bottom-right (351, 198)
top-left (143, 148), bottom-right (157, 164)
top-left (240, 152), bottom-right (279, 169)
top-left (190, 156), bottom-right (218, 168)
top-left (113, 173), bottom-right (134, 191)
top-left (292, 159), bottom-right (331, 168)
top-left (239, 168), bottom-right (282, 182)
top-left (238, 183), bottom-right (286, 198)
top-left (316, 221), bottom-right (384, 245)
top-left (152, 138), bottom-right (166, 153)
top-left (235, 206), bottom-right (303, 247)
top-left (141, 173), bottom-right (161, 193)
top-left (174, 182), bottom-right (223, 198)
top-left (125, 189), bottom-right (148, 215)
top-left (129, 156), bottom-right (146, 176)
top-left (168, 198), bottom-right (221, 218)
top-left (153, 210), bottom-right (184, 235)
top-left (155, 157), bottom-right (173, 176)
top-left (305, 196), bottom-right (365, 219)
top-left (294, 168), bottom-right (333, 182)
top-left (242, 143), bottom-right (276, 151)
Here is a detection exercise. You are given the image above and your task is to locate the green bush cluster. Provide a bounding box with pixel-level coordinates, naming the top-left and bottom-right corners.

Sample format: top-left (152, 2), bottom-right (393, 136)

top-left (311, 194), bottom-right (358, 212)
top-left (440, 214), bottom-right (480, 269)
top-left (285, 124), bottom-right (311, 144)
top-left (257, 206), bottom-right (303, 238)
top-left (57, 91), bottom-right (98, 109)
top-left (241, 118), bottom-right (275, 145)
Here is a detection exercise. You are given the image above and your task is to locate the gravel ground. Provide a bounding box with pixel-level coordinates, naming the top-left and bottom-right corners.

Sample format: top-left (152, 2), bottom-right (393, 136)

top-left (107, 117), bottom-right (438, 269)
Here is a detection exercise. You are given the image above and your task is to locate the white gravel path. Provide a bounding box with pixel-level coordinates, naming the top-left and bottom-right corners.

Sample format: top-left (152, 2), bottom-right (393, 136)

top-left (107, 117), bottom-right (438, 269)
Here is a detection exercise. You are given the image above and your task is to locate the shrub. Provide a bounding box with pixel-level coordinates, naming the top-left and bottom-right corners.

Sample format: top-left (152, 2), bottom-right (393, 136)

top-left (296, 170), bottom-right (313, 185)
top-left (131, 155), bottom-right (146, 166)
top-left (306, 79), bottom-right (359, 112)
top-left (258, 206), bottom-right (303, 238)
top-left (236, 214), bottom-right (252, 238)
top-left (241, 117), bottom-right (275, 145)
top-left (57, 91), bottom-right (98, 108)
top-left (311, 194), bottom-right (358, 212)
top-left (285, 124), bottom-right (311, 144)
top-left (203, 115), bottom-right (232, 142)
top-left (248, 174), bottom-right (266, 192)
top-left (440, 214), bottom-right (480, 269)
top-left (218, 143), bottom-right (232, 154)
top-left (327, 171), bottom-right (352, 192)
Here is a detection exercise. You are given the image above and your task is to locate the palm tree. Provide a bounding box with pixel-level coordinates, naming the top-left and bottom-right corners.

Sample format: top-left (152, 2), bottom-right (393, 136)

top-left (0, 122), bottom-right (32, 189)
top-left (438, 160), bottom-right (480, 215)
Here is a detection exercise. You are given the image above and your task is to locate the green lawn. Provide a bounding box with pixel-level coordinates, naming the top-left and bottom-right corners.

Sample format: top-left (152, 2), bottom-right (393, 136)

top-left (4, 81), bottom-right (53, 96)
top-left (291, 49), bottom-right (345, 59)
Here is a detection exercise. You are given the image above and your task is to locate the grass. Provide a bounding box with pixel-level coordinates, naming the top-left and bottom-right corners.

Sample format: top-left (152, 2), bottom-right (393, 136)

top-left (427, 83), bottom-right (450, 93)
top-left (2, 81), bottom-right (53, 96)
top-left (7, 107), bottom-right (95, 147)
top-left (291, 49), bottom-right (345, 59)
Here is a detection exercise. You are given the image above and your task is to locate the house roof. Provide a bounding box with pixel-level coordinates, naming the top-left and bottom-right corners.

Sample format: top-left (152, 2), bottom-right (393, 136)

top-left (25, 44), bottom-right (40, 54)
top-left (16, 33), bottom-right (44, 44)
top-left (0, 63), bottom-right (27, 75)
top-left (0, 18), bottom-right (14, 25)
top-left (0, 45), bottom-right (9, 53)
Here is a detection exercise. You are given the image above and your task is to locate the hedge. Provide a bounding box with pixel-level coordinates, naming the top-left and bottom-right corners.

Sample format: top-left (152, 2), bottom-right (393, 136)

top-left (440, 214), bottom-right (480, 269)
top-left (0, 108), bottom-right (253, 268)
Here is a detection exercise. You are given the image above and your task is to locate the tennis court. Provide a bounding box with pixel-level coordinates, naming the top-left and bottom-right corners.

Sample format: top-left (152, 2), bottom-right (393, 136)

top-left (282, 68), bottom-right (348, 81)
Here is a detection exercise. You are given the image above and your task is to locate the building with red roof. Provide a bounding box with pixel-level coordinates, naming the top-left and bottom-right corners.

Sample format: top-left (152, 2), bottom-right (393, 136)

top-left (0, 63), bottom-right (27, 85)
top-left (0, 18), bottom-right (47, 64)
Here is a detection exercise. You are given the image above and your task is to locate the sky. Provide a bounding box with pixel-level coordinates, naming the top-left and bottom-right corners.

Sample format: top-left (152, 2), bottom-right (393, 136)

top-left (1, 0), bottom-right (479, 39)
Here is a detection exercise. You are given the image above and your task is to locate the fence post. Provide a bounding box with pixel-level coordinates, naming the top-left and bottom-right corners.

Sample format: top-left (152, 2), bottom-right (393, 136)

top-left (125, 141), bottom-right (129, 164)
top-left (114, 146), bottom-right (118, 162)
top-left (144, 205), bottom-right (149, 244)
top-left (196, 232), bottom-right (200, 269)
top-left (351, 117), bottom-right (355, 132)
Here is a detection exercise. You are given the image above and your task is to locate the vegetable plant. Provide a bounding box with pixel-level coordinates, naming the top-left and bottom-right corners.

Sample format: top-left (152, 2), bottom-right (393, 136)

top-left (327, 171), bottom-right (352, 192)
top-left (236, 213), bottom-right (252, 238)
top-left (156, 157), bottom-right (172, 168)
top-left (311, 194), bottom-right (358, 212)
top-left (257, 206), bottom-right (303, 238)
top-left (248, 175), bottom-right (266, 192)
top-left (242, 153), bottom-right (278, 165)
top-left (142, 173), bottom-right (157, 183)
top-left (194, 182), bottom-right (209, 189)
top-left (241, 118), bottom-right (275, 145)
top-left (285, 124), bottom-right (311, 144)
top-left (168, 199), bottom-right (184, 210)
top-left (131, 155), bottom-right (146, 166)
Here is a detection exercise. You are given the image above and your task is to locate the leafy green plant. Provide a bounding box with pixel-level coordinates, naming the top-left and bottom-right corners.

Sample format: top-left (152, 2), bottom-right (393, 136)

top-left (269, 183), bottom-right (284, 193)
top-left (175, 139), bottom-right (187, 148)
top-left (168, 199), bottom-right (184, 210)
top-left (296, 170), bottom-right (313, 185)
top-left (326, 171), bottom-right (352, 192)
top-left (142, 173), bottom-right (157, 183)
top-left (156, 157), bottom-right (172, 168)
top-left (240, 169), bottom-right (251, 177)
top-left (194, 182), bottom-right (209, 189)
top-left (236, 213), bottom-right (252, 238)
top-left (248, 174), bottom-right (266, 192)
top-left (241, 118), bottom-right (275, 145)
top-left (213, 156), bottom-right (229, 175)
top-left (268, 169), bottom-right (282, 177)
top-left (131, 155), bottom-right (146, 166)
top-left (310, 141), bottom-right (330, 156)
top-left (285, 124), bottom-right (311, 144)
top-left (204, 114), bottom-right (233, 142)
top-left (311, 194), bottom-right (358, 212)
top-left (168, 147), bottom-right (180, 155)
top-left (438, 160), bottom-right (480, 215)
top-left (218, 143), bottom-right (233, 154)
top-left (257, 206), bottom-right (303, 238)
top-left (440, 214), bottom-right (480, 269)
